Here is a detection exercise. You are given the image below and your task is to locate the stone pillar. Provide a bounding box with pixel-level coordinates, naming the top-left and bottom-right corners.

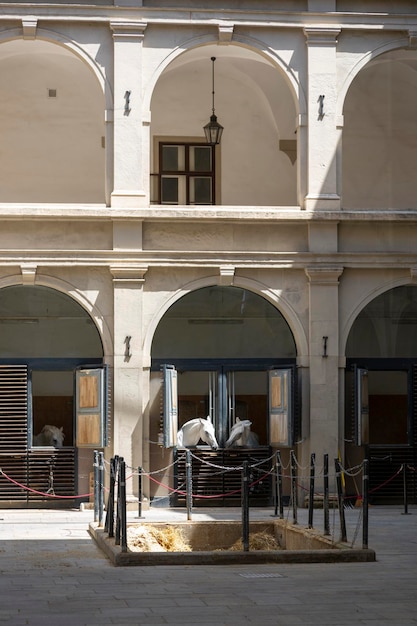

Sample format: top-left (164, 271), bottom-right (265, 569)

top-left (110, 21), bottom-right (147, 208)
top-left (304, 27), bottom-right (341, 211)
top-left (110, 260), bottom-right (148, 497)
top-left (304, 266), bottom-right (343, 471)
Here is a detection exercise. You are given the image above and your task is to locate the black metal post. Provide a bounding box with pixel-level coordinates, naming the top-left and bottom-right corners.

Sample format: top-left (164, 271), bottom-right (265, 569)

top-left (290, 450), bottom-right (297, 525)
top-left (273, 451), bottom-right (284, 519)
top-left (186, 450), bottom-right (193, 521)
top-left (120, 459), bottom-right (127, 553)
top-left (242, 460), bottom-right (250, 552)
top-left (402, 463), bottom-right (410, 515)
top-left (335, 457), bottom-right (347, 542)
top-left (115, 457), bottom-right (121, 545)
top-left (362, 458), bottom-right (369, 549)
top-left (98, 451), bottom-right (104, 527)
top-left (136, 466), bottom-right (144, 519)
top-left (273, 451), bottom-right (279, 517)
top-left (323, 453), bottom-right (330, 536)
top-left (308, 453), bottom-right (316, 529)
top-left (93, 450), bottom-right (99, 523)
top-left (105, 456), bottom-right (117, 536)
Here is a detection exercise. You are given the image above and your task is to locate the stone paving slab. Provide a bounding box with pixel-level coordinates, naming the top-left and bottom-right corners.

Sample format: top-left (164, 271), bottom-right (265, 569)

top-left (0, 506), bottom-right (416, 625)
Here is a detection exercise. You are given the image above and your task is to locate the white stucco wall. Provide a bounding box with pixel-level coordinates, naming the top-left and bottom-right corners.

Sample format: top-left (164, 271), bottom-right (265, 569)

top-left (1, 3), bottom-right (417, 502)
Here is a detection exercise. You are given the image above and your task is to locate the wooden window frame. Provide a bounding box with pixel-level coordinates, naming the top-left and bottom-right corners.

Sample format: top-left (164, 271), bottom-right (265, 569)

top-left (151, 137), bottom-right (220, 205)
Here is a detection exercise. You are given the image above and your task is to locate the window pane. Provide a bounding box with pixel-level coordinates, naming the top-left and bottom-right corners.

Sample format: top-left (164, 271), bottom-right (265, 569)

top-left (190, 146), bottom-right (212, 172)
top-left (161, 145), bottom-right (185, 171)
top-left (161, 176), bottom-right (178, 204)
top-left (190, 177), bottom-right (212, 204)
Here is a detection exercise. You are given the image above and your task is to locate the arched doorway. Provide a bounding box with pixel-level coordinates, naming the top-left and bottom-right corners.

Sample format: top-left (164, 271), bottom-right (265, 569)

top-left (150, 285), bottom-right (297, 506)
top-left (345, 285), bottom-right (417, 503)
top-left (0, 39), bottom-right (105, 203)
top-left (150, 45), bottom-right (298, 207)
top-left (0, 285), bottom-right (107, 507)
top-left (343, 49), bottom-right (417, 210)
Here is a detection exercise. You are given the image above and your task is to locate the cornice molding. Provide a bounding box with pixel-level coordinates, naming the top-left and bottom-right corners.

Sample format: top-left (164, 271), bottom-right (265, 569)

top-left (110, 21), bottom-right (147, 40)
top-left (305, 266), bottom-right (343, 284)
top-left (304, 27), bottom-right (341, 45)
top-left (109, 264), bottom-right (148, 283)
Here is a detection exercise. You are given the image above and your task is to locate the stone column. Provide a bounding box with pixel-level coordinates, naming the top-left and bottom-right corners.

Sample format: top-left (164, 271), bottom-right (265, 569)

top-left (110, 21), bottom-right (147, 208)
top-left (304, 27), bottom-right (341, 211)
top-left (110, 259), bottom-right (148, 498)
top-left (304, 266), bottom-right (343, 471)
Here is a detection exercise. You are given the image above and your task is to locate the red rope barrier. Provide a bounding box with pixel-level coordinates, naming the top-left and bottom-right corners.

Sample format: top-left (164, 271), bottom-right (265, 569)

top-left (368, 465), bottom-right (404, 494)
top-left (148, 470), bottom-right (271, 500)
top-left (0, 469), bottom-right (92, 500)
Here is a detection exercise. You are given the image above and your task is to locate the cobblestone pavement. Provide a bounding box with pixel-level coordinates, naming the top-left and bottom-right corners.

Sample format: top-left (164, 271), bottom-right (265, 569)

top-left (0, 505), bottom-right (416, 625)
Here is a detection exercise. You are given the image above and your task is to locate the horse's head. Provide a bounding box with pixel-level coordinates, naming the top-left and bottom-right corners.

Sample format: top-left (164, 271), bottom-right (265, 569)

top-left (226, 417), bottom-right (252, 447)
top-left (200, 416), bottom-right (219, 450)
top-left (44, 425), bottom-right (65, 448)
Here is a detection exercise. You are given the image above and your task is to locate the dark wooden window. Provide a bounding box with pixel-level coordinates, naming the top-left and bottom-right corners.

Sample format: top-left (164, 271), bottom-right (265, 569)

top-left (152, 142), bottom-right (215, 205)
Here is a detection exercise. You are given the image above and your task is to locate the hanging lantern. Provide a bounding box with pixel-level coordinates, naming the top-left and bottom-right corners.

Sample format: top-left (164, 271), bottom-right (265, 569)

top-left (203, 57), bottom-right (224, 145)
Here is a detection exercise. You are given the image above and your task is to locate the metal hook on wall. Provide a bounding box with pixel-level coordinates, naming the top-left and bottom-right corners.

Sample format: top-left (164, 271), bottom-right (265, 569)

top-left (124, 90), bottom-right (131, 115)
top-left (318, 94), bottom-right (325, 120)
top-left (322, 336), bottom-right (328, 358)
top-left (124, 335), bottom-right (132, 361)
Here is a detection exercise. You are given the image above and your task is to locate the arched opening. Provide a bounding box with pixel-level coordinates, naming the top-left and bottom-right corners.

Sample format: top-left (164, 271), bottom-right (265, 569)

top-left (0, 285), bottom-right (106, 507)
top-left (345, 285), bottom-right (417, 503)
top-left (0, 39), bottom-right (105, 203)
top-left (149, 285), bottom-right (297, 506)
top-left (150, 45), bottom-right (298, 207)
top-left (343, 49), bottom-right (417, 210)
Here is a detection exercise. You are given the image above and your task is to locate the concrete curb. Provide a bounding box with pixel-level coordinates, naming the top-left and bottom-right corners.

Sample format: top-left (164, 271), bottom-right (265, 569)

top-left (89, 525), bottom-right (376, 567)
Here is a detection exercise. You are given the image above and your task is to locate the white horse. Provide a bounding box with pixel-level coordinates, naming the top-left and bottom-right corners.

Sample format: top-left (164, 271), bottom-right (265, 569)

top-left (226, 417), bottom-right (259, 448)
top-left (33, 425), bottom-right (65, 448)
top-left (177, 416), bottom-right (219, 450)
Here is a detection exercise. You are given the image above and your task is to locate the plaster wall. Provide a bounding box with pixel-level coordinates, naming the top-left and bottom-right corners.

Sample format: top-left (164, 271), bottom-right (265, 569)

top-left (0, 2), bottom-right (417, 504)
top-left (142, 222), bottom-right (308, 252)
top-left (0, 221), bottom-right (113, 250)
top-left (339, 223), bottom-right (417, 253)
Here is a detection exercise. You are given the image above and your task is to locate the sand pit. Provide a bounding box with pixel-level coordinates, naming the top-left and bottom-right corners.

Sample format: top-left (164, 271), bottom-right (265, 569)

top-left (127, 525), bottom-right (191, 552)
top-left (90, 520), bottom-right (376, 565)
top-left (127, 524), bottom-right (281, 552)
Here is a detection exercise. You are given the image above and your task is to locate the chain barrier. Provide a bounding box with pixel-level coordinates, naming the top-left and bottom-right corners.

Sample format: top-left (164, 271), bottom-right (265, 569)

top-left (2, 447), bottom-right (416, 551)
top-left (96, 451), bottom-right (376, 551)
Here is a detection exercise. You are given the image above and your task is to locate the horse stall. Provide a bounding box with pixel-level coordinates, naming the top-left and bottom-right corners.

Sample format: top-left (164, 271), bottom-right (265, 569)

top-left (172, 416), bottom-right (273, 506)
top-left (173, 447), bottom-right (273, 507)
top-left (0, 365), bottom-right (77, 507)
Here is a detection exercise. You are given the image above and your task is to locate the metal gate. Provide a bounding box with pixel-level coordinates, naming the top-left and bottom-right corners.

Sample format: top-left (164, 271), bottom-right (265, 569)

top-left (174, 447), bottom-right (273, 507)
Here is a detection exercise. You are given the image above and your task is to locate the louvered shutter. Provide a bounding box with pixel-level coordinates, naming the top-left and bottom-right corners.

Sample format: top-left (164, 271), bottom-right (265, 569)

top-left (269, 368), bottom-right (293, 446)
top-left (0, 364), bottom-right (28, 452)
top-left (75, 366), bottom-right (108, 447)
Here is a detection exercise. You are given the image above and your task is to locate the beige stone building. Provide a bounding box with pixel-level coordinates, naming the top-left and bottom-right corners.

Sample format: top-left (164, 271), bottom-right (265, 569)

top-left (0, 0), bottom-right (417, 507)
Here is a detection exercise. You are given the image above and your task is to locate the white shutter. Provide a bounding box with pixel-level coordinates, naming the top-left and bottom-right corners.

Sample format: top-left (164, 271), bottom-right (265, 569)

top-left (162, 365), bottom-right (178, 448)
top-left (354, 366), bottom-right (369, 446)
